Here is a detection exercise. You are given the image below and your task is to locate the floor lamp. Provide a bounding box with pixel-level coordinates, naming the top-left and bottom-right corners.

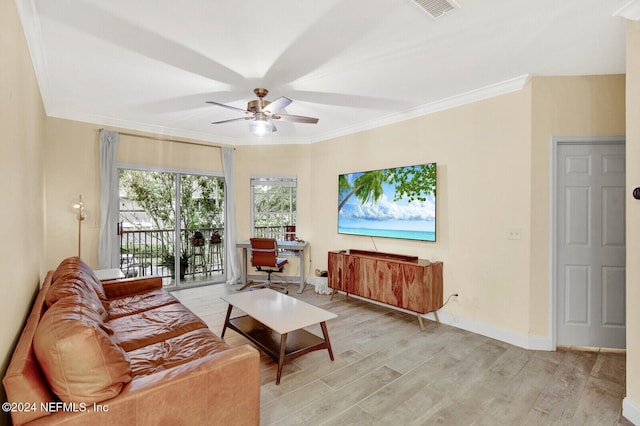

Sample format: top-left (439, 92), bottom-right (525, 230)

top-left (72, 194), bottom-right (86, 258)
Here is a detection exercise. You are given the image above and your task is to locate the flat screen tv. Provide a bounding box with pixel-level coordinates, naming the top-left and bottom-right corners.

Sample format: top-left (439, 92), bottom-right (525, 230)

top-left (338, 162), bottom-right (436, 242)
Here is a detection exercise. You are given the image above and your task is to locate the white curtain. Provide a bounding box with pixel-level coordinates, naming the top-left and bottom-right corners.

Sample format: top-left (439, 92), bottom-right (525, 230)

top-left (98, 130), bottom-right (120, 269)
top-left (222, 147), bottom-right (241, 284)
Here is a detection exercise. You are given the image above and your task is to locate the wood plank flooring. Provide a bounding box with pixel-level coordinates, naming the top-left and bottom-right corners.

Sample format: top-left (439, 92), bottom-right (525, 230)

top-left (172, 283), bottom-right (631, 426)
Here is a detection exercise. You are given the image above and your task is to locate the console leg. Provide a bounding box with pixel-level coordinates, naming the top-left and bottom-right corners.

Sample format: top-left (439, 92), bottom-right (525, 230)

top-left (433, 310), bottom-right (440, 324)
top-left (417, 314), bottom-right (425, 331)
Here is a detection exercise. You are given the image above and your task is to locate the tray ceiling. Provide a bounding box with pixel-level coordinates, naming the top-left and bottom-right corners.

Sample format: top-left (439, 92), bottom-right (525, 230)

top-left (16, 0), bottom-right (629, 145)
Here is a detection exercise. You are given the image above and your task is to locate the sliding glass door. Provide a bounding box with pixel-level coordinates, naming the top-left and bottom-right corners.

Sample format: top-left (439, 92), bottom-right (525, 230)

top-left (118, 168), bottom-right (225, 288)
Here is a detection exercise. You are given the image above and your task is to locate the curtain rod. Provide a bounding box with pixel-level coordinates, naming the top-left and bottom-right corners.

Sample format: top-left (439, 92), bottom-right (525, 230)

top-left (98, 128), bottom-right (234, 150)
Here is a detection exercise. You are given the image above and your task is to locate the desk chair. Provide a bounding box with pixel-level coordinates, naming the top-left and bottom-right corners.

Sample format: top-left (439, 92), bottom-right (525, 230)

top-left (249, 238), bottom-right (288, 294)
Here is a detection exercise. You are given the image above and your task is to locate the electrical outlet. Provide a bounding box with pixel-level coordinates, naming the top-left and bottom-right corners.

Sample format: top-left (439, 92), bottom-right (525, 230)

top-left (507, 228), bottom-right (522, 240)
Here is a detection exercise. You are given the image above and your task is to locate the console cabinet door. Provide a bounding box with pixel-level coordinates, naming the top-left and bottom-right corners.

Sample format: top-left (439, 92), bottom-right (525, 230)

top-left (328, 251), bottom-right (358, 294)
top-left (401, 263), bottom-right (424, 312)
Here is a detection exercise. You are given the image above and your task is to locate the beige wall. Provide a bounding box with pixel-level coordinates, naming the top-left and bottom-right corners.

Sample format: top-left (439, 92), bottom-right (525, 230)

top-left (0, 0), bottom-right (47, 422)
top-left (43, 126), bottom-right (312, 278)
top-left (44, 119), bottom-right (102, 269)
top-left (234, 144), bottom-right (312, 276)
top-left (234, 144), bottom-right (311, 242)
top-left (42, 118), bottom-right (317, 280)
top-left (308, 75), bottom-right (625, 341)
top-left (309, 88), bottom-right (536, 334)
top-left (529, 75), bottom-right (626, 337)
top-left (116, 133), bottom-right (223, 171)
top-left (44, 119), bottom-right (225, 270)
top-left (626, 19), bottom-right (640, 416)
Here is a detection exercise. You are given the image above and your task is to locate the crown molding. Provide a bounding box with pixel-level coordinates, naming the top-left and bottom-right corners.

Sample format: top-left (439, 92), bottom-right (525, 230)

top-left (15, 0), bottom-right (52, 113)
top-left (48, 109), bottom-right (241, 146)
top-left (613, 0), bottom-right (640, 20)
top-left (307, 74), bottom-right (531, 144)
top-left (49, 74), bottom-right (530, 146)
top-left (47, 109), bottom-right (316, 146)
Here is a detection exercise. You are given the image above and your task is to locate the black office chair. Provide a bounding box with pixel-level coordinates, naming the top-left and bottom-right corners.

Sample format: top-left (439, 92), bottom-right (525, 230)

top-left (249, 238), bottom-right (288, 294)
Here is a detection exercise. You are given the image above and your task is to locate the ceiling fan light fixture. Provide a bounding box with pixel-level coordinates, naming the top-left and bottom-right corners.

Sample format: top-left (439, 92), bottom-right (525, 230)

top-left (249, 116), bottom-right (274, 137)
top-left (207, 88), bottom-right (317, 136)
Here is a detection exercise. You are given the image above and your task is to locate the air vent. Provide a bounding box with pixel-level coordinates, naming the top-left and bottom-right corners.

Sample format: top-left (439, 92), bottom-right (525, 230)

top-left (412, 0), bottom-right (458, 19)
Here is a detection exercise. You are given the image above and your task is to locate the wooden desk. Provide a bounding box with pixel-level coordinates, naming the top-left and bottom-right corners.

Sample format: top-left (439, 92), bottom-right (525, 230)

top-left (236, 240), bottom-right (309, 293)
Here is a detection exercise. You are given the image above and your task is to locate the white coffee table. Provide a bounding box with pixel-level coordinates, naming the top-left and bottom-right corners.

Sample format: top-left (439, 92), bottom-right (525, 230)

top-left (220, 289), bottom-right (337, 384)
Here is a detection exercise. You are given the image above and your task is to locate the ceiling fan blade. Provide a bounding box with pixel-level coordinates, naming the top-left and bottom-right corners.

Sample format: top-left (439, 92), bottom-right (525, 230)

top-left (263, 96), bottom-right (292, 114)
top-left (205, 100), bottom-right (249, 114)
top-left (273, 113), bottom-right (319, 124)
top-left (211, 117), bottom-right (252, 125)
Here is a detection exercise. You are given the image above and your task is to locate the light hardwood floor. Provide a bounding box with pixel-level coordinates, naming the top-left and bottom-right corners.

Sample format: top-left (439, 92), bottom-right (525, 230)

top-left (172, 283), bottom-right (631, 426)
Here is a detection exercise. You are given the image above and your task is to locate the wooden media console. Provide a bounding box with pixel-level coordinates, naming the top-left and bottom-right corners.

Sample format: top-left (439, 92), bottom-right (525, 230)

top-left (327, 249), bottom-right (443, 330)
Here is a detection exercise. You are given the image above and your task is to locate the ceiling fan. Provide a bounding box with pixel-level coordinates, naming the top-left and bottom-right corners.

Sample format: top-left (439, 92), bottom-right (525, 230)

top-left (206, 88), bottom-right (319, 136)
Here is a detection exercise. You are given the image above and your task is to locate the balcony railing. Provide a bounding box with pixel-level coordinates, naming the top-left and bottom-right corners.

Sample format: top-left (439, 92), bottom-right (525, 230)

top-left (119, 228), bottom-right (224, 280)
top-left (119, 225), bottom-right (295, 283)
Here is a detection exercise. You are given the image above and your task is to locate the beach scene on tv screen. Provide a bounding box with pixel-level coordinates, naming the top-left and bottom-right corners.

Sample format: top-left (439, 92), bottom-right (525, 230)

top-left (338, 163), bottom-right (436, 242)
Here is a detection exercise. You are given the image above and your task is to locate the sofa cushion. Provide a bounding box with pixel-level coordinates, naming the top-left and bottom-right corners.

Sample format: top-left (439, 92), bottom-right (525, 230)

top-left (108, 303), bottom-right (208, 352)
top-left (46, 276), bottom-right (107, 320)
top-left (105, 288), bottom-right (179, 320)
top-left (52, 256), bottom-right (106, 300)
top-left (128, 328), bottom-right (230, 377)
top-left (33, 297), bottom-right (132, 403)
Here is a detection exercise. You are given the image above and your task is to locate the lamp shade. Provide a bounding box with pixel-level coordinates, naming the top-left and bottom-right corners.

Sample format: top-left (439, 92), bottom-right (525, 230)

top-left (249, 117), bottom-right (274, 137)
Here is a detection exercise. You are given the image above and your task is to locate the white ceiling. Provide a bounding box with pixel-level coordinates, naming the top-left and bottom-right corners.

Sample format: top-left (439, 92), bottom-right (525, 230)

top-left (16, 0), bottom-right (632, 145)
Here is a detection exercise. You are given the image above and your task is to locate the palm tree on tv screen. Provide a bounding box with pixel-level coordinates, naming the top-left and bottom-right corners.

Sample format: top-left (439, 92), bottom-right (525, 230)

top-left (338, 163), bottom-right (436, 211)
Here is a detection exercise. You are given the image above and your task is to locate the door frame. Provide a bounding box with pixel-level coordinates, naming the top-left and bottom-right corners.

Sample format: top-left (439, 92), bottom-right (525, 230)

top-left (549, 135), bottom-right (626, 349)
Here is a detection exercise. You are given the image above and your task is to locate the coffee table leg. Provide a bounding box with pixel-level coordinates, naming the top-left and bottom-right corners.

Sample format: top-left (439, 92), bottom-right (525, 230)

top-left (320, 322), bottom-right (334, 361)
top-left (276, 333), bottom-right (288, 385)
top-left (221, 304), bottom-right (233, 338)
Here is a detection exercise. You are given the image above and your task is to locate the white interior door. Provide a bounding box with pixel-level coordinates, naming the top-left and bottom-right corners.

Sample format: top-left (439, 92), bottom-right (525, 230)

top-left (556, 140), bottom-right (626, 349)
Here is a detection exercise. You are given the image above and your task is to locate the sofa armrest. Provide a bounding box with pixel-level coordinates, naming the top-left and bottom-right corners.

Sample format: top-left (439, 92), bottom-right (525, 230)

top-left (102, 276), bottom-right (162, 299)
top-left (28, 344), bottom-right (260, 426)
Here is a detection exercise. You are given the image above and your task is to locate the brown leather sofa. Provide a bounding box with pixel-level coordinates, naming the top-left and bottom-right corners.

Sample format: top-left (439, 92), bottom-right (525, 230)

top-left (3, 257), bottom-right (260, 425)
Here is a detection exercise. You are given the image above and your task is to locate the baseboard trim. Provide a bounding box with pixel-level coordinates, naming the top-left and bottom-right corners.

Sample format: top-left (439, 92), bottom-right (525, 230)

top-left (623, 398), bottom-right (640, 425)
top-left (330, 291), bottom-right (553, 351)
top-left (424, 310), bottom-right (553, 351)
